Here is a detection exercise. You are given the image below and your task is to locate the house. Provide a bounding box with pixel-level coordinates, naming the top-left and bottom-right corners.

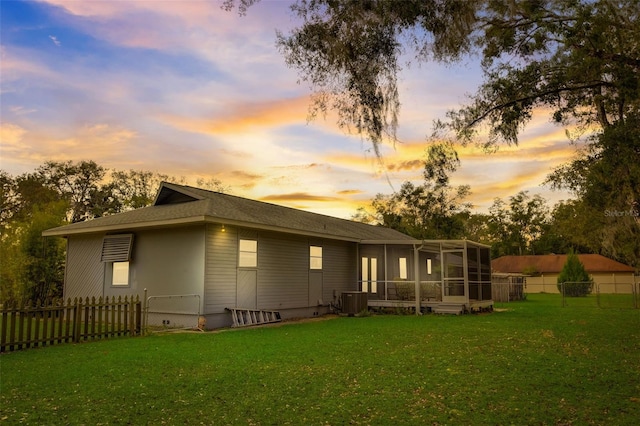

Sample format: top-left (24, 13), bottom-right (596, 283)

top-left (43, 182), bottom-right (493, 329)
top-left (492, 254), bottom-right (637, 294)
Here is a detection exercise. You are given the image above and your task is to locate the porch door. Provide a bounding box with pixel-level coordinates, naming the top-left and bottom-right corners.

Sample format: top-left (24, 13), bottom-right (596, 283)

top-left (237, 269), bottom-right (257, 309)
top-left (442, 250), bottom-right (467, 303)
top-left (361, 257), bottom-right (378, 294)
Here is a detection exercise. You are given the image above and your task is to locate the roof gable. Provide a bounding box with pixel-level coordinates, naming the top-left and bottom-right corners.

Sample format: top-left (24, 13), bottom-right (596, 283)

top-left (492, 254), bottom-right (635, 274)
top-left (154, 184), bottom-right (203, 205)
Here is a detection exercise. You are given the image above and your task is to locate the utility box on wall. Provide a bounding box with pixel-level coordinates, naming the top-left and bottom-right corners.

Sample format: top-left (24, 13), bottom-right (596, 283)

top-left (341, 291), bottom-right (368, 316)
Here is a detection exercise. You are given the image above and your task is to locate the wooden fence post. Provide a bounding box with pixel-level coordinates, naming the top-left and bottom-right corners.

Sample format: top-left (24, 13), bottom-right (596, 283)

top-left (73, 297), bottom-right (81, 343)
top-left (135, 295), bottom-right (142, 335)
top-left (64, 298), bottom-right (72, 343)
top-left (124, 296), bottom-right (130, 336)
top-left (24, 301), bottom-right (32, 350)
top-left (0, 304), bottom-right (9, 352)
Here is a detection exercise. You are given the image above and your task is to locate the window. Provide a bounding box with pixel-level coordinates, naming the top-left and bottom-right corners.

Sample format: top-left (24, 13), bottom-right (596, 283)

top-left (362, 257), bottom-right (369, 292)
top-left (238, 239), bottom-right (257, 267)
top-left (102, 234), bottom-right (133, 287)
top-left (361, 257), bottom-right (378, 293)
top-left (112, 262), bottom-right (130, 286)
top-left (370, 258), bottom-right (377, 293)
top-left (427, 259), bottom-right (432, 275)
top-left (310, 246), bottom-right (322, 270)
top-left (399, 257), bottom-right (407, 279)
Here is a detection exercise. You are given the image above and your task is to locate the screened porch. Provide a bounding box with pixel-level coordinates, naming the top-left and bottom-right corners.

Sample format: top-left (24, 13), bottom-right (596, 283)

top-left (358, 240), bottom-right (493, 314)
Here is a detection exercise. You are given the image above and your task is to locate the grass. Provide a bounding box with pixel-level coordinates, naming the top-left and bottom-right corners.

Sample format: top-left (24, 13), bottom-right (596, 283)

top-left (1, 294), bottom-right (639, 425)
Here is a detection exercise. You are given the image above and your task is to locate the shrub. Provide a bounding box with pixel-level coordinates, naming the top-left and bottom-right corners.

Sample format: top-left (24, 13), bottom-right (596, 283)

top-left (557, 250), bottom-right (593, 297)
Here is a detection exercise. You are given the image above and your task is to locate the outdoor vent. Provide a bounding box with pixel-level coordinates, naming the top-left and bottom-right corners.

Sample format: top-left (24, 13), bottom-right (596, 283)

top-left (101, 234), bottom-right (134, 262)
top-left (341, 291), bottom-right (368, 316)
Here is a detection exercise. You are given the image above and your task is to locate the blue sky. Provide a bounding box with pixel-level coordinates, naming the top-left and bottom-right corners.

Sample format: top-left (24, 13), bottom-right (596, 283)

top-left (1, 0), bottom-right (576, 219)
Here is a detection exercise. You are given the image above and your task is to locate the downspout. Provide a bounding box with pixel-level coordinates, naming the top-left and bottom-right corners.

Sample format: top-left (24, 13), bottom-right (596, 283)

top-left (414, 243), bottom-right (424, 314)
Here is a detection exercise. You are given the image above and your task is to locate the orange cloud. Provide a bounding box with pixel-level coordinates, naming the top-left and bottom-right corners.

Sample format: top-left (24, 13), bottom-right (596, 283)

top-left (158, 96), bottom-right (311, 136)
top-left (1, 123), bottom-right (139, 171)
top-left (260, 192), bottom-right (342, 203)
top-left (337, 189), bottom-right (364, 196)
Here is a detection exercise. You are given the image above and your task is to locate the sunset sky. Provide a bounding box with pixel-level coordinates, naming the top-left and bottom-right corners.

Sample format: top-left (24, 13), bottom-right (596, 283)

top-left (1, 0), bottom-right (577, 219)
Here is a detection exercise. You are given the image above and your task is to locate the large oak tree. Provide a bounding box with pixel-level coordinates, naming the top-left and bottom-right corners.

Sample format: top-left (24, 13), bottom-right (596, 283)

top-left (227, 0), bottom-right (639, 266)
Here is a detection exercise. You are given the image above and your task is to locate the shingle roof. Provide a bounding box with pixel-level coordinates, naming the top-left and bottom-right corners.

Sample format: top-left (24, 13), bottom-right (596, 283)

top-left (492, 254), bottom-right (635, 274)
top-left (43, 182), bottom-right (413, 242)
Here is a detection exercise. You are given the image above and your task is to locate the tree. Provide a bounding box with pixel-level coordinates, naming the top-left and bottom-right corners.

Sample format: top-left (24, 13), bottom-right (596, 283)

top-left (557, 249), bottom-right (593, 297)
top-left (370, 142), bottom-right (471, 239)
top-left (543, 199), bottom-right (599, 256)
top-left (275, 0), bottom-right (478, 152)
top-left (459, 212), bottom-right (493, 246)
top-left (36, 160), bottom-right (120, 222)
top-left (110, 170), bottom-right (169, 211)
top-left (446, 1), bottom-right (640, 147)
top-left (0, 173), bottom-right (66, 304)
top-left (0, 171), bottom-right (20, 232)
top-left (546, 116), bottom-right (640, 267)
top-left (18, 202), bottom-right (67, 302)
top-left (196, 177), bottom-right (230, 193)
top-left (251, 0), bottom-right (639, 265)
top-left (486, 191), bottom-right (551, 257)
top-left (351, 206), bottom-right (379, 224)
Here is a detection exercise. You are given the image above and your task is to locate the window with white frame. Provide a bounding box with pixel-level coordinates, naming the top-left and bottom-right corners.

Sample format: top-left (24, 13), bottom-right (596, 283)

top-left (399, 257), bottom-right (408, 279)
top-left (361, 257), bottom-right (378, 293)
top-left (310, 246), bottom-right (322, 270)
top-left (112, 262), bottom-right (130, 286)
top-left (238, 239), bottom-right (257, 267)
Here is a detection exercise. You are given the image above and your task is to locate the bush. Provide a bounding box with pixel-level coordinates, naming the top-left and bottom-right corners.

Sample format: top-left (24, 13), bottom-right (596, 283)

top-left (557, 250), bottom-right (593, 297)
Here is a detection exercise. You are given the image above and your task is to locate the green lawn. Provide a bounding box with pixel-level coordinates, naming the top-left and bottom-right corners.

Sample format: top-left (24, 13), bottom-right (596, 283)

top-left (1, 294), bottom-right (639, 425)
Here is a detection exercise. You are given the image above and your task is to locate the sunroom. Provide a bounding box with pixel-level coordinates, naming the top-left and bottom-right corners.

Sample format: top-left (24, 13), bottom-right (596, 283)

top-left (358, 240), bottom-right (493, 314)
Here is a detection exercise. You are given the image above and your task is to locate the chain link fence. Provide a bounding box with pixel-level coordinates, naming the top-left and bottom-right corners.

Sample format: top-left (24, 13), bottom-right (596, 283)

top-left (559, 282), bottom-right (638, 309)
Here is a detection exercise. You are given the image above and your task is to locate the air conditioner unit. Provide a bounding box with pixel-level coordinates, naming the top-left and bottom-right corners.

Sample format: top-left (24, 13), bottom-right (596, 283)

top-left (341, 291), bottom-right (368, 316)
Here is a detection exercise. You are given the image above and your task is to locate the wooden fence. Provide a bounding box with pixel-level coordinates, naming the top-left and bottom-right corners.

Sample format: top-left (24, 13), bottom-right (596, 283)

top-left (0, 296), bottom-right (142, 353)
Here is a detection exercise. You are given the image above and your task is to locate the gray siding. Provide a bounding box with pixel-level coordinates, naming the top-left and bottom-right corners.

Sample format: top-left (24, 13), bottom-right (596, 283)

top-left (113, 226), bottom-right (205, 301)
top-left (65, 228), bottom-right (205, 303)
top-left (322, 239), bottom-right (358, 304)
top-left (258, 231), bottom-right (309, 310)
top-left (64, 235), bottom-right (104, 300)
top-left (204, 224), bottom-right (238, 314)
top-left (204, 227), bottom-right (359, 314)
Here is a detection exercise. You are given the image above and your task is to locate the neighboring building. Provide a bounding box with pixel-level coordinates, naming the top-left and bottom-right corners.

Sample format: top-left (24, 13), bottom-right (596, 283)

top-left (43, 182), bottom-right (492, 329)
top-left (490, 273), bottom-right (526, 302)
top-left (492, 254), bottom-right (637, 294)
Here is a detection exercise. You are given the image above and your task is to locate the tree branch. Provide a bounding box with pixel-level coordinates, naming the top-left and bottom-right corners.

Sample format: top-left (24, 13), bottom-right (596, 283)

top-left (463, 81), bottom-right (613, 131)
